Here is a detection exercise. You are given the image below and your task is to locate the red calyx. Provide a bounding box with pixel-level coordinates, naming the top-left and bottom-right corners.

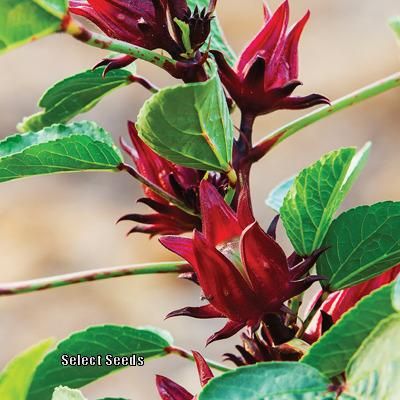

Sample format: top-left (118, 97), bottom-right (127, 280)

top-left (69, 0), bottom-right (218, 80)
top-left (69, 0), bottom-right (181, 56)
top-left (119, 122), bottom-right (228, 236)
top-left (304, 265), bottom-right (400, 343)
top-left (213, 0), bottom-right (329, 118)
top-left (160, 180), bottom-right (324, 344)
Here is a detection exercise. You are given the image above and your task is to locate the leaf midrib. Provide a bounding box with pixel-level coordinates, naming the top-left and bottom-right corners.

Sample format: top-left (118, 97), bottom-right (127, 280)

top-left (40, 77), bottom-right (130, 110)
top-left (311, 152), bottom-right (354, 250)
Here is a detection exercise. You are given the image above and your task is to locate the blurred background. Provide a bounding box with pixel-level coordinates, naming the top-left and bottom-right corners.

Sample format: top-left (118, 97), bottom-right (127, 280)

top-left (0, 0), bottom-right (399, 398)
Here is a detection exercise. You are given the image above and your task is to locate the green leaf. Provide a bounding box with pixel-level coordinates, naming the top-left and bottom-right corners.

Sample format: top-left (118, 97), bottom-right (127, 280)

top-left (389, 16), bottom-right (400, 40)
top-left (27, 325), bottom-right (173, 400)
top-left (0, 121), bottom-right (123, 183)
top-left (302, 281), bottom-right (396, 378)
top-left (265, 176), bottom-right (295, 212)
top-left (281, 144), bottom-right (371, 256)
top-left (174, 18), bottom-right (192, 54)
top-left (19, 68), bottom-right (135, 132)
top-left (206, 18), bottom-right (236, 67)
top-left (136, 67), bottom-right (234, 172)
top-left (199, 362), bottom-right (333, 400)
top-left (187, 0), bottom-right (237, 66)
top-left (0, 339), bottom-right (54, 400)
top-left (344, 313), bottom-right (400, 399)
top-left (52, 387), bottom-right (87, 400)
top-left (0, 0), bottom-right (67, 55)
top-left (317, 201), bottom-right (400, 290)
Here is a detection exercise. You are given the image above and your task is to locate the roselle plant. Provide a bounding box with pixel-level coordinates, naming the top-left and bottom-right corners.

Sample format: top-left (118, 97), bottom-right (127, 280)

top-left (0, 0), bottom-right (399, 399)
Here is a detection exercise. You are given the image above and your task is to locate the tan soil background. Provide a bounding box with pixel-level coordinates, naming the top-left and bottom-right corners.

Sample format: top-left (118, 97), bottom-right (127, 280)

top-left (0, 0), bottom-right (399, 398)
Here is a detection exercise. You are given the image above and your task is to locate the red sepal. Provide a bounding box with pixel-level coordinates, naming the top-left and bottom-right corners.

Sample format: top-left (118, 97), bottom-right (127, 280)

top-left (192, 351), bottom-right (214, 386)
top-left (166, 304), bottom-right (225, 320)
top-left (193, 230), bottom-right (261, 322)
top-left (206, 320), bottom-right (245, 346)
top-left (199, 181), bottom-right (241, 246)
top-left (240, 222), bottom-right (289, 310)
top-left (156, 375), bottom-right (193, 400)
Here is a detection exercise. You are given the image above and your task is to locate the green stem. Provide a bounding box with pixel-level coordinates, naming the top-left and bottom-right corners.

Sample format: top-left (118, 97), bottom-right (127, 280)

top-left (0, 261), bottom-right (190, 297)
top-left (166, 346), bottom-right (231, 373)
top-left (255, 72), bottom-right (400, 152)
top-left (290, 295), bottom-right (303, 317)
top-left (286, 293), bottom-right (303, 327)
top-left (63, 17), bottom-right (176, 69)
top-left (297, 290), bottom-right (330, 338)
top-left (226, 166), bottom-right (238, 188)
